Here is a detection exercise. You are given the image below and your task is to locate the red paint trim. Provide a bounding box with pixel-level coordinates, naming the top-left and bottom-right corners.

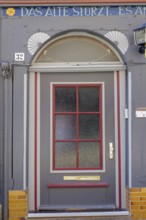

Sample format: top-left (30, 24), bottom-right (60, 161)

top-left (34, 72), bottom-right (37, 211)
top-left (76, 86), bottom-right (79, 169)
top-left (117, 71), bottom-right (122, 209)
top-left (52, 84), bottom-right (103, 171)
top-left (99, 84), bottom-right (103, 169)
top-left (52, 85), bottom-right (56, 170)
top-left (55, 140), bottom-right (100, 142)
top-left (1, 0), bottom-right (146, 5)
top-left (48, 183), bottom-right (109, 188)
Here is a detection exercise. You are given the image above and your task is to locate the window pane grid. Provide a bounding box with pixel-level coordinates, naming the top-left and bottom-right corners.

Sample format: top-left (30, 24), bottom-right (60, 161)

top-left (53, 84), bottom-right (103, 170)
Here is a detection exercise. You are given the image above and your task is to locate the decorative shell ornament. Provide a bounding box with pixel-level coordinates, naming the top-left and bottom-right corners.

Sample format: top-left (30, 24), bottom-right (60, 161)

top-left (104, 31), bottom-right (129, 54)
top-left (27, 32), bottom-right (50, 55)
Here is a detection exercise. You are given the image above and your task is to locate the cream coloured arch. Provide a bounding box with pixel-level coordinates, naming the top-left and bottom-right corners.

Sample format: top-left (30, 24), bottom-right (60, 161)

top-left (30, 30), bottom-right (126, 72)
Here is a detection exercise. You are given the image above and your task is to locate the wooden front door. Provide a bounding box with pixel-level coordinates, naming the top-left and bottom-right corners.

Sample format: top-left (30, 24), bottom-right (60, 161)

top-left (39, 71), bottom-right (117, 210)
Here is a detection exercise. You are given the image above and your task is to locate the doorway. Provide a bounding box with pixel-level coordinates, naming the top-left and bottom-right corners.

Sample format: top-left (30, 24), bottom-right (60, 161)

top-left (28, 30), bottom-right (126, 212)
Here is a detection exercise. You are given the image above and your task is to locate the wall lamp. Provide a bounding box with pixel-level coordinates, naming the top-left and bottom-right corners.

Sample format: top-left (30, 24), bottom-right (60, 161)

top-left (133, 23), bottom-right (146, 54)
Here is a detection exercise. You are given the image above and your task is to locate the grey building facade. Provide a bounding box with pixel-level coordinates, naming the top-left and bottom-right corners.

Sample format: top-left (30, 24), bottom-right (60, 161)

top-left (1, 2), bottom-right (146, 219)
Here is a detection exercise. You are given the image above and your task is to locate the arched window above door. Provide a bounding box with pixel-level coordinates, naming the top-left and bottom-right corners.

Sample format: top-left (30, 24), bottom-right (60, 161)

top-left (33, 32), bottom-right (122, 64)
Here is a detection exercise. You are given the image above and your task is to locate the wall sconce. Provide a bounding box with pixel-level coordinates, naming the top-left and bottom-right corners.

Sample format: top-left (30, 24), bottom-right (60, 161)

top-left (133, 23), bottom-right (146, 54)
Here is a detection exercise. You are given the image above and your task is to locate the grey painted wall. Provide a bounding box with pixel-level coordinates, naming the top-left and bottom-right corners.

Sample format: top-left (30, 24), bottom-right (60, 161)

top-left (0, 12), bottom-right (3, 204)
top-left (0, 72), bottom-right (3, 203)
top-left (1, 11), bottom-right (146, 189)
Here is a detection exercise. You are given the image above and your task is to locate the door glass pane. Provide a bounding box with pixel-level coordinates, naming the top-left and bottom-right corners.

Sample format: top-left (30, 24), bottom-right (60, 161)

top-left (79, 114), bottom-right (100, 139)
top-left (79, 87), bottom-right (100, 112)
top-left (79, 142), bottom-right (100, 168)
top-left (55, 142), bottom-right (76, 168)
top-left (56, 115), bottom-right (76, 140)
top-left (55, 87), bottom-right (76, 112)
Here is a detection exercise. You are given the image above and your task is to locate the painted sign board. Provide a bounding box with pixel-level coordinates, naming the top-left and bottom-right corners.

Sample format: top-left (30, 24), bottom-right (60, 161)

top-left (3, 6), bottom-right (146, 17)
top-left (1, 0), bottom-right (146, 6)
top-left (136, 108), bottom-right (146, 118)
top-left (136, 111), bottom-right (146, 118)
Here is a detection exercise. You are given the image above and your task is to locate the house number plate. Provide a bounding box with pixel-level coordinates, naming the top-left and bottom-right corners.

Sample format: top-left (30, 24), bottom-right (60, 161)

top-left (15, 52), bottom-right (25, 61)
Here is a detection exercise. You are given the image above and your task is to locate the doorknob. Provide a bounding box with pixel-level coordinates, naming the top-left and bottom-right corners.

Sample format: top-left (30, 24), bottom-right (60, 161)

top-left (109, 142), bottom-right (114, 159)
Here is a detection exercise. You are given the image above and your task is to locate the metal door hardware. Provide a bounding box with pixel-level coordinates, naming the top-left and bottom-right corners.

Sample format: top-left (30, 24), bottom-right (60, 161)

top-left (109, 142), bottom-right (114, 159)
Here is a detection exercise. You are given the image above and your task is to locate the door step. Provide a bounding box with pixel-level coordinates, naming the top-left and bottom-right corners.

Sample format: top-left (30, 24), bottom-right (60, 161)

top-left (26, 210), bottom-right (130, 219)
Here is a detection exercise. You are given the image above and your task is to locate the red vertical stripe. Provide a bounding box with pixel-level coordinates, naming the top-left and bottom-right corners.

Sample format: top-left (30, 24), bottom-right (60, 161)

top-left (76, 86), bottom-right (79, 168)
top-left (99, 84), bottom-right (103, 169)
top-left (34, 72), bottom-right (37, 211)
top-left (117, 71), bottom-right (122, 208)
top-left (53, 85), bottom-right (56, 170)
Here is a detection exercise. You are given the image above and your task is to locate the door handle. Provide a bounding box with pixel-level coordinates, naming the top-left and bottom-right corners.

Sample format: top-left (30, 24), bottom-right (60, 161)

top-left (109, 142), bottom-right (114, 159)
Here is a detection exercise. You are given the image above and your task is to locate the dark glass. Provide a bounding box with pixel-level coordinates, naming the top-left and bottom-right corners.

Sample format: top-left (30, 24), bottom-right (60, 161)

top-left (55, 87), bottom-right (76, 112)
top-left (79, 87), bottom-right (100, 112)
top-left (56, 115), bottom-right (76, 140)
top-left (79, 114), bottom-right (100, 139)
top-left (55, 142), bottom-right (76, 168)
top-left (79, 142), bottom-right (100, 168)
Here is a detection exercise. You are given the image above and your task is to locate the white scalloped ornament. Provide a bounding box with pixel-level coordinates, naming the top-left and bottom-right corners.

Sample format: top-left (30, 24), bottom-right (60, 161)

top-left (104, 31), bottom-right (129, 54)
top-left (27, 32), bottom-right (50, 55)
